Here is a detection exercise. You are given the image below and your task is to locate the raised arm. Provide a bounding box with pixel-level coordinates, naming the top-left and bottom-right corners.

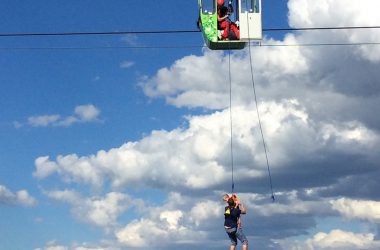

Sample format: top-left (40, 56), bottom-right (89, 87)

top-left (240, 203), bottom-right (246, 214)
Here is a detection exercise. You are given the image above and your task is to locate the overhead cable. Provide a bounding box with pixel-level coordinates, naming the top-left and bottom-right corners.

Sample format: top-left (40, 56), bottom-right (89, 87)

top-left (1, 42), bottom-right (379, 51)
top-left (0, 25), bottom-right (379, 38)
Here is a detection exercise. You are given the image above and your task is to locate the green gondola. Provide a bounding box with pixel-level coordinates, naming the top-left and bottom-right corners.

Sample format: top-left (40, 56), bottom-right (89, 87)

top-left (198, 0), bottom-right (262, 50)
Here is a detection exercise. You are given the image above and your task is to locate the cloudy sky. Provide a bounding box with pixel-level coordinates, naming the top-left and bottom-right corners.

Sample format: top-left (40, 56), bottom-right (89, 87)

top-left (1, 0), bottom-right (380, 249)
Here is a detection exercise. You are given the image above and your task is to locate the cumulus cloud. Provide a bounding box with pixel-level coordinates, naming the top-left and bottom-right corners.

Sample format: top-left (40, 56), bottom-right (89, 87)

top-left (27, 104), bottom-right (100, 127)
top-left (115, 192), bottom-right (216, 248)
top-left (34, 156), bottom-right (59, 179)
top-left (45, 190), bottom-right (131, 229)
top-left (288, 0), bottom-right (380, 63)
top-left (35, 241), bottom-right (118, 250)
top-left (34, 100), bottom-right (380, 194)
top-left (248, 191), bottom-right (330, 217)
top-left (74, 247), bottom-right (116, 250)
top-left (35, 246), bottom-right (68, 250)
top-left (141, 1), bottom-right (380, 129)
top-left (331, 198), bottom-right (380, 222)
top-left (0, 184), bottom-right (37, 207)
top-left (139, 34), bottom-right (310, 110)
top-left (74, 248), bottom-right (112, 250)
top-left (280, 229), bottom-right (380, 250)
top-left (75, 104), bottom-right (100, 121)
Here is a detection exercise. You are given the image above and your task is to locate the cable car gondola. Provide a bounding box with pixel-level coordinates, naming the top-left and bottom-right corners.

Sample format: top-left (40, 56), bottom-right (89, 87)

top-left (198, 0), bottom-right (262, 50)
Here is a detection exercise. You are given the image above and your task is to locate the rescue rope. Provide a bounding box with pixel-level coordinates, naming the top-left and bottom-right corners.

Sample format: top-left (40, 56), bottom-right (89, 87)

top-left (228, 44), bottom-right (235, 194)
top-left (244, 0), bottom-right (275, 201)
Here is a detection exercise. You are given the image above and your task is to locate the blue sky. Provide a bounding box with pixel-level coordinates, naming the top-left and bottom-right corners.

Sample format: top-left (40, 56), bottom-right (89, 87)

top-left (1, 1), bottom-right (380, 250)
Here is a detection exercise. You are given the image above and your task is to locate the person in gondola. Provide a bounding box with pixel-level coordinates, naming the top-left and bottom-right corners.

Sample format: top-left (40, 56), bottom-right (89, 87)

top-left (217, 0), bottom-right (240, 40)
top-left (224, 196), bottom-right (249, 250)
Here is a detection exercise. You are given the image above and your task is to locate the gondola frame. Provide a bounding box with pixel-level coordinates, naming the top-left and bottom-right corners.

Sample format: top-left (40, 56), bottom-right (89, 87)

top-left (198, 0), bottom-right (262, 50)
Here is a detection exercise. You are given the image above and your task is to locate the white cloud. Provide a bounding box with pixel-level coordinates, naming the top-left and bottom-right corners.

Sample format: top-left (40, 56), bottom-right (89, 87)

top-left (288, 0), bottom-right (380, 28)
top-left (139, 1), bottom-right (380, 130)
top-left (34, 99), bottom-right (380, 192)
top-left (140, 51), bottom-right (231, 109)
top-left (0, 184), bottom-right (37, 207)
top-left (35, 241), bottom-right (118, 250)
top-left (188, 200), bottom-right (221, 227)
top-left (140, 33), bottom-right (309, 110)
top-left (288, 0), bottom-right (380, 62)
top-left (116, 219), bottom-right (167, 248)
top-left (16, 190), bottom-right (38, 206)
top-left (115, 192), bottom-right (214, 248)
top-left (250, 193), bottom-right (330, 217)
top-left (28, 115), bottom-right (61, 127)
top-left (45, 190), bottom-right (131, 229)
top-left (74, 247), bottom-right (115, 250)
top-left (74, 104), bottom-right (100, 121)
top-left (159, 210), bottom-right (183, 230)
top-left (120, 61), bottom-right (135, 69)
top-left (280, 229), bottom-right (380, 250)
top-left (29, 102), bottom-right (282, 188)
top-left (26, 104), bottom-right (100, 127)
top-left (331, 198), bottom-right (380, 222)
top-left (34, 156), bottom-right (59, 179)
top-left (36, 190), bottom-right (217, 250)
top-left (35, 246), bottom-right (68, 250)
top-left (57, 116), bottom-right (79, 127)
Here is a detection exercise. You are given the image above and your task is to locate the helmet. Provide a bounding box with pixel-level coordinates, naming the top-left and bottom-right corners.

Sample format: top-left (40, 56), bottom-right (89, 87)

top-left (217, 0), bottom-right (225, 6)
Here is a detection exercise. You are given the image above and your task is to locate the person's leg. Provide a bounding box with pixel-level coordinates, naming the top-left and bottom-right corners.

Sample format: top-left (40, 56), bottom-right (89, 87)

top-left (231, 23), bottom-right (240, 39)
top-left (236, 227), bottom-right (249, 250)
top-left (220, 21), bottom-right (230, 39)
top-left (226, 228), bottom-right (238, 250)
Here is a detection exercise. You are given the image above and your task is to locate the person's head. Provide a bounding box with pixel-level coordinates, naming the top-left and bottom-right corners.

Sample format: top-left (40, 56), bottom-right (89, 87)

top-left (223, 194), bottom-right (230, 202)
top-left (217, 0), bottom-right (225, 6)
top-left (227, 197), bottom-right (235, 207)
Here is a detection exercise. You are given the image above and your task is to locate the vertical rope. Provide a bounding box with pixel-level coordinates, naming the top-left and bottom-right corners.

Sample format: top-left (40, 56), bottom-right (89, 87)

top-left (228, 46), bottom-right (235, 194)
top-left (245, 0), bottom-right (275, 201)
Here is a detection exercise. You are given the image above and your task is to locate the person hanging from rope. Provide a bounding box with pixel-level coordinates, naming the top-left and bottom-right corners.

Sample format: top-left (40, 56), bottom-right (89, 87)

top-left (217, 0), bottom-right (240, 40)
top-left (224, 195), bottom-right (249, 250)
top-left (223, 194), bottom-right (242, 227)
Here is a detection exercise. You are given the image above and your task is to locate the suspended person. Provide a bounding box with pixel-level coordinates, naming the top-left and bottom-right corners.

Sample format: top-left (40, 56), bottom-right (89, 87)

top-left (224, 196), bottom-right (249, 250)
top-left (224, 194), bottom-right (248, 228)
top-left (217, 0), bottom-right (240, 40)
top-left (223, 194), bottom-right (242, 227)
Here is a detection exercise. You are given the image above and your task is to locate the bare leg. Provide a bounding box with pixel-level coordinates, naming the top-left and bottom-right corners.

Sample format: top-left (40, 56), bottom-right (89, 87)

top-left (242, 244), bottom-right (248, 250)
top-left (230, 245), bottom-right (236, 250)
